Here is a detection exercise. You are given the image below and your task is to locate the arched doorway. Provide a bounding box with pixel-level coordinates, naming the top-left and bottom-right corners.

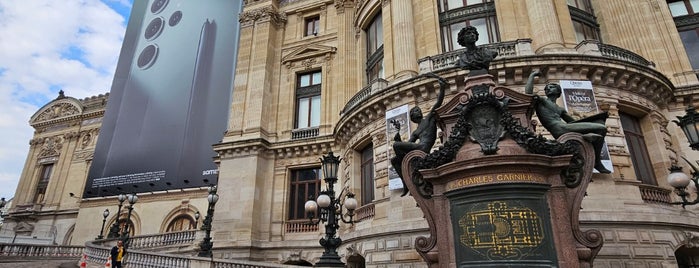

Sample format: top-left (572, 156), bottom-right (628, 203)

top-left (346, 254), bottom-right (366, 268)
top-left (676, 245), bottom-right (699, 267)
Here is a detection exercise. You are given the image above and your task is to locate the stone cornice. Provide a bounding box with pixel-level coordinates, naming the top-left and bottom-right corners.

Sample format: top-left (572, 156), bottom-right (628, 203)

top-left (78, 188), bottom-right (209, 208)
top-left (214, 135), bottom-right (335, 160)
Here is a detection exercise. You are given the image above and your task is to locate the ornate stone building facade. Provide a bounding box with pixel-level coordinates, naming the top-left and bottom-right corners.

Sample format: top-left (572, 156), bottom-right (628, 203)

top-left (3, 0), bottom-right (699, 266)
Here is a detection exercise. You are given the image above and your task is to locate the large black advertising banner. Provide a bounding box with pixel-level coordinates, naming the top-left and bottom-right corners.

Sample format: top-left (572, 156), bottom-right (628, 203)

top-left (85, 0), bottom-right (241, 198)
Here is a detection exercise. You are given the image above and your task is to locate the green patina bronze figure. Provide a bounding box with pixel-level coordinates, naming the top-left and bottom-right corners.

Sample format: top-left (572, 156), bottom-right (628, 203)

top-left (525, 70), bottom-right (611, 174)
top-left (455, 26), bottom-right (498, 75)
top-left (391, 73), bottom-right (448, 196)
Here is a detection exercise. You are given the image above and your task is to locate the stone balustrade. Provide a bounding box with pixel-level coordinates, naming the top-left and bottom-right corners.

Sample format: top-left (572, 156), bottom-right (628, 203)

top-left (127, 229), bottom-right (197, 249)
top-left (638, 184), bottom-right (673, 205)
top-left (83, 231), bottom-right (305, 267)
top-left (291, 126), bottom-right (319, 140)
top-left (0, 243), bottom-right (83, 258)
top-left (342, 39), bottom-right (658, 117)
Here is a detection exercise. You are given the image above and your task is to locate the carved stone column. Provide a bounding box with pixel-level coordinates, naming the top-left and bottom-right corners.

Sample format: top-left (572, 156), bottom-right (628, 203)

top-left (390, 0), bottom-right (418, 79)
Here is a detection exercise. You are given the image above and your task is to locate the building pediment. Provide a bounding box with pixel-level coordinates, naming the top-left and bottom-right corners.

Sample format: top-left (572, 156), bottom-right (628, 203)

top-left (30, 93), bottom-right (84, 126)
top-left (282, 44), bottom-right (337, 68)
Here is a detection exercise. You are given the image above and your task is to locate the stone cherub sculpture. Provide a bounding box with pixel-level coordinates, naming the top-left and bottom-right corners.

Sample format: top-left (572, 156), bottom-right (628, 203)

top-left (455, 26), bottom-right (498, 75)
top-left (525, 70), bottom-right (611, 173)
top-left (391, 73), bottom-right (448, 196)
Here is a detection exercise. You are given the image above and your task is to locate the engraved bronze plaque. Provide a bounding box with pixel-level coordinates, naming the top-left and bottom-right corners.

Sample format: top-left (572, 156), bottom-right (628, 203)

top-left (448, 184), bottom-right (557, 267)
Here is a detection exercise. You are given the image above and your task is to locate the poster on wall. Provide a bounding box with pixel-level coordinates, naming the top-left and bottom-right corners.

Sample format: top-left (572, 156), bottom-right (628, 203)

top-left (85, 0), bottom-right (242, 198)
top-left (386, 105), bottom-right (411, 190)
top-left (560, 80), bottom-right (614, 173)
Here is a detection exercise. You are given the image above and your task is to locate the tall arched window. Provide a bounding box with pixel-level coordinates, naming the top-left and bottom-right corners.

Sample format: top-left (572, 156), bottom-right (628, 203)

top-left (567, 0), bottom-right (601, 42)
top-left (620, 112), bottom-right (656, 185)
top-left (360, 144), bottom-right (374, 205)
top-left (365, 13), bottom-right (384, 83)
top-left (438, 0), bottom-right (499, 52)
top-left (668, 0), bottom-right (699, 70)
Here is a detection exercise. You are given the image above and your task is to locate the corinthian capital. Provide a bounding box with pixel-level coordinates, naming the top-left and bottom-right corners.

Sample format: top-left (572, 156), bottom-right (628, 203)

top-left (239, 6), bottom-right (287, 27)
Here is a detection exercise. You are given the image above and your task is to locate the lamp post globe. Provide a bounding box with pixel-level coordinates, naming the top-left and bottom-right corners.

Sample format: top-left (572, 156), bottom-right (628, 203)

top-left (97, 209), bottom-right (109, 240)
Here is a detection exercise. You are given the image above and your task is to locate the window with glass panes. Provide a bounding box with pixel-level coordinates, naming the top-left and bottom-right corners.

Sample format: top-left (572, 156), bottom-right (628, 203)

top-left (288, 168), bottom-right (321, 220)
top-left (295, 71), bottom-right (321, 129)
top-left (366, 13), bottom-right (384, 83)
top-left (567, 0), bottom-right (601, 42)
top-left (668, 0), bottom-right (699, 70)
top-left (620, 112), bottom-right (657, 185)
top-left (438, 0), bottom-right (499, 52)
top-left (166, 215), bottom-right (196, 232)
top-left (360, 144), bottom-right (374, 205)
top-left (34, 163), bottom-right (53, 203)
top-left (305, 16), bottom-right (320, 36)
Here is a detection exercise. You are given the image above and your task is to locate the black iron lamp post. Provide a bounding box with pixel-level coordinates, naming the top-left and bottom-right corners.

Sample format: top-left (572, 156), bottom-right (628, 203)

top-left (97, 209), bottom-right (110, 240)
top-left (674, 106), bottom-right (699, 151)
top-left (121, 194), bottom-right (138, 242)
top-left (303, 152), bottom-right (358, 267)
top-left (198, 185), bottom-right (219, 257)
top-left (108, 194), bottom-right (127, 238)
top-left (668, 106), bottom-right (699, 207)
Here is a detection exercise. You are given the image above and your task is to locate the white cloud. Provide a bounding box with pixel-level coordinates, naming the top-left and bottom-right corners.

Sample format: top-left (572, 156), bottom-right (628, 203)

top-left (0, 0), bottom-right (127, 200)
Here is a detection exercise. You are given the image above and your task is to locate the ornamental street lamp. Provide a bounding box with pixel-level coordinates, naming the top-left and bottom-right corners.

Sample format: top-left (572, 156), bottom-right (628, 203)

top-left (194, 211), bottom-right (200, 228)
top-left (97, 209), bottom-right (110, 240)
top-left (668, 106), bottom-right (699, 207)
top-left (108, 194), bottom-right (127, 238)
top-left (674, 106), bottom-right (699, 151)
top-left (303, 152), bottom-right (358, 267)
top-left (121, 193), bottom-right (138, 245)
top-left (198, 185), bottom-right (219, 257)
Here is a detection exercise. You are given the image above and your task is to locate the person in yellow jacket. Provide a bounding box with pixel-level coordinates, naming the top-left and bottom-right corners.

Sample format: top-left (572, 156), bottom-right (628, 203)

top-left (110, 240), bottom-right (126, 268)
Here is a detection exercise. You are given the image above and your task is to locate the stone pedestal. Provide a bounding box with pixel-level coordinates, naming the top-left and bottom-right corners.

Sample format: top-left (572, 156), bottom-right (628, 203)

top-left (399, 75), bottom-right (602, 267)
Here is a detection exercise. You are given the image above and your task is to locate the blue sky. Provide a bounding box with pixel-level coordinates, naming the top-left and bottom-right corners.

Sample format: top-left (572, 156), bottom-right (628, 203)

top-left (0, 0), bottom-right (134, 201)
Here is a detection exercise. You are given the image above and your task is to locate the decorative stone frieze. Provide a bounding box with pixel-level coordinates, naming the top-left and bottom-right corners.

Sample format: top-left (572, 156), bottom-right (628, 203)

top-left (34, 103), bottom-right (80, 123)
top-left (72, 150), bottom-right (94, 163)
top-left (38, 136), bottom-right (64, 158)
top-left (239, 6), bottom-right (287, 28)
top-left (334, 0), bottom-right (355, 12)
top-left (63, 131), bottom-right (80, 141)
